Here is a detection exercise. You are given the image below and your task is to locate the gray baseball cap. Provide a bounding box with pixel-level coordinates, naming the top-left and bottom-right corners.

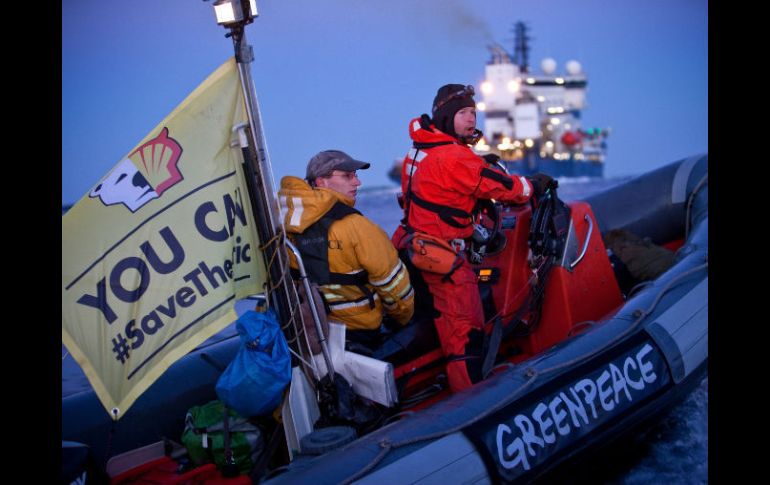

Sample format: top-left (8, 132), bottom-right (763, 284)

top-left (305, 150), bottom-right (371, 181)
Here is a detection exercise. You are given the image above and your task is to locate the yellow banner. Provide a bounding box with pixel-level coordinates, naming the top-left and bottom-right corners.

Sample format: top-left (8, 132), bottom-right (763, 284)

top-left (62, 58), bottom-right (267, 419)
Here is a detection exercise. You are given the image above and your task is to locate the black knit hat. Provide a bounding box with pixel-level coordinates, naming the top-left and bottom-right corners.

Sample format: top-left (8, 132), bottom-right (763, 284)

top-left (431, 84), bottom-right (476, 139)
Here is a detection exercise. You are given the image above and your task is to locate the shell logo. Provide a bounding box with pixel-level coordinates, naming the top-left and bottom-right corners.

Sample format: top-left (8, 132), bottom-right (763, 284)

top-left (89, 128), bottom-right (184, 212)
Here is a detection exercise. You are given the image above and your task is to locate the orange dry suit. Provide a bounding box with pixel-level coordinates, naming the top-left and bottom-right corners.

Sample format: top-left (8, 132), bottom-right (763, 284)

top-left (393, 116), bottom-right (533, 393)
top-left (279, 176), bottom-right (414, 333)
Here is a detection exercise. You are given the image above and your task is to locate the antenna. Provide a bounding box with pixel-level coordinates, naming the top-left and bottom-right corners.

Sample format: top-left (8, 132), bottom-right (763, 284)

top-left (512, 21), bottom-right (531, 73)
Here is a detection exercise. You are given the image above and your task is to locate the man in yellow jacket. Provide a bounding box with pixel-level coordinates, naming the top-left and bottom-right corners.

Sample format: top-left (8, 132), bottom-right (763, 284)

top-left (279, 150), bottom-right (414, 351)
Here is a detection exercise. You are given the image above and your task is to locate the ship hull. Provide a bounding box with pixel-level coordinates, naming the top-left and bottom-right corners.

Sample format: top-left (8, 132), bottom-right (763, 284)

top-left (502, 157), bottom-right (604, 178)
top-left (388, 156), bottom-right (605, 185)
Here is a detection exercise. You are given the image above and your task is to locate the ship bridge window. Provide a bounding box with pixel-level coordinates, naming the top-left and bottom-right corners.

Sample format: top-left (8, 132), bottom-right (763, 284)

top-left (485, 110), bottom-right (510, 119)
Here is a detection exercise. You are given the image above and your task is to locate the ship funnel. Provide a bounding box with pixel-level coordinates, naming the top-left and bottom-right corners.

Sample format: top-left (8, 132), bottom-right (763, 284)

top-left (487, 43), bottom-right (512, 64)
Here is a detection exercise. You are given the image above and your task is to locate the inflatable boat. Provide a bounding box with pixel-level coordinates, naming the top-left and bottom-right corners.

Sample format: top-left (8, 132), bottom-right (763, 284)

top-left (62, 153), bottom-right (707, 484)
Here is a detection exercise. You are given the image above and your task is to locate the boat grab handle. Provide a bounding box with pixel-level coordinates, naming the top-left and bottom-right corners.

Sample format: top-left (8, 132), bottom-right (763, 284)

top-left (569, 214), bottom-right (593, 270)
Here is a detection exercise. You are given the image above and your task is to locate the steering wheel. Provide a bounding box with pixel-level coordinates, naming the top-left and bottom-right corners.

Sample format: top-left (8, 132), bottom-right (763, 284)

top-left (472, 198), bottom-right (506, 256)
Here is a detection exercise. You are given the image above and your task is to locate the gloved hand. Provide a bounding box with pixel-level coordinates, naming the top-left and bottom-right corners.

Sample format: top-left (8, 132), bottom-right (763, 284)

top-left (482, 154), bottom-right (501, 165)
top-left (526, 172), bottom-right (557, 198)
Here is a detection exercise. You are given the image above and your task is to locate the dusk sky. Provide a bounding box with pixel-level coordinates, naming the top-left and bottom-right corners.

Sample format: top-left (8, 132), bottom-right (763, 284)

top-left (62, 0), bottom-right (707, 205)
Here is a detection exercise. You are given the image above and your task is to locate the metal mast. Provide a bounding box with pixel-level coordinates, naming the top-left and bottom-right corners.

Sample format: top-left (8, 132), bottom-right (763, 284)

top-left (512, 21), bottom-right (531, 72)
top-left (211, 0), bottom-right (299, 352)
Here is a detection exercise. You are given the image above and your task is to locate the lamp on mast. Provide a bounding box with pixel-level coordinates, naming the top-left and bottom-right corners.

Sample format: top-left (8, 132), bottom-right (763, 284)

top-left (212, 0), bottom-right (257, 26)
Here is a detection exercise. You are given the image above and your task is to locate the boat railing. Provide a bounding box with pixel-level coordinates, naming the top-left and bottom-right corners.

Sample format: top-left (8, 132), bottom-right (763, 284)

top-left (284, 239), bottom-right (336, 381)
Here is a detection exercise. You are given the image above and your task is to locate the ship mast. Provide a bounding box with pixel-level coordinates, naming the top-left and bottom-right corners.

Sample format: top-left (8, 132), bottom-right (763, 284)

top-left (512, 22), bottom-right (531, 73)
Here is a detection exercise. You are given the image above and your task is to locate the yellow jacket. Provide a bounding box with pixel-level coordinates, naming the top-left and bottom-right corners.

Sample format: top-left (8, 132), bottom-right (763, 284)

top-left (278, 176), bottom-right (414, 331)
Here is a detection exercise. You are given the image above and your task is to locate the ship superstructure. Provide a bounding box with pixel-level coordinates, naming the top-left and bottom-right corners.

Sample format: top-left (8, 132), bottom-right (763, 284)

top-left (474, 22), bottom-right (609, 177)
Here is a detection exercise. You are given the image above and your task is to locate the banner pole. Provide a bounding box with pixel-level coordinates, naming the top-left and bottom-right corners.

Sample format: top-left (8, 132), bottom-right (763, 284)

top-left (222, 12), bottom-right (299, 354)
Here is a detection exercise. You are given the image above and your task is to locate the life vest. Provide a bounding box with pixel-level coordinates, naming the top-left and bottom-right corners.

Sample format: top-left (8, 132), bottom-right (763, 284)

top-left (293, 201), bottom-right (375, 309)
top-left (400, 115), bottom-right (532, 241)
top-left (405, 141), bottom-right (474, 230)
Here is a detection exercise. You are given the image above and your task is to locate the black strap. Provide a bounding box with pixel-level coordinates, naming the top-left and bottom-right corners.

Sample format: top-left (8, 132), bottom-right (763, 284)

top-left (331, 271), bottom-right (368, 286)
top-left (355, 283), bottom-right (376, 309)
top-left (293, 201), bottom-right (364, 284)
top-left (222, 406), bottom-right (232, 463)
top-left (221, 406), bottom-right (239, 477)
top-left (409, 192), bottom-right (473, 229)
top-left (504, 254), bottom-right (556, 338)
top-left (289, 267), bottom-right (368, 286)
top-left (402, 146), bottom-right (420, 227)
top-left (413, 141), bottom-right (454, 150)
top-left (445, 354), bottom-right (481, 363)
top-left (290, 266), bottom-right (374, 310)
top-left (481, 315), bottom-right (503, 378)
top-left (249, 422), bottom-right (285, 483)
top-left (480, 167), bottom-right (513, 190)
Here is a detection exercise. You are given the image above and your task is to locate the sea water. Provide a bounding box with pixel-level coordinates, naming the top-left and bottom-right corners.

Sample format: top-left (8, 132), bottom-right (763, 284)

top-left (61, 176), bottom-right (708, 483)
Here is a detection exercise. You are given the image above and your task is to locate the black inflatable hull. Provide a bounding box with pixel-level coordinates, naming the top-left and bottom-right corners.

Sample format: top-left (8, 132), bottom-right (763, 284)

top-left (62, 155), bottom-right (708, 484)
top-left (264, 154), bottom-right (708, 484)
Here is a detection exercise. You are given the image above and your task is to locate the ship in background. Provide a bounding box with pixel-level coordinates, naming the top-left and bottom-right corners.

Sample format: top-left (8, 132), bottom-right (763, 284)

top-left (388, 22), bottom-right (609, 183)
top-left (475, 21), bottom-right (609, 177)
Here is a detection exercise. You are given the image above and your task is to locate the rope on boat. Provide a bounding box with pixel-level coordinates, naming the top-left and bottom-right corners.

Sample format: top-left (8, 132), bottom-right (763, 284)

top-left (254, 228), bottom-right (320, 384)
top-left (628, 280), bottom-right (653, 298)
top-left (259, 232), bottom-right (304, 339)
top-left (567, 320), bottom-right (597, 337)
top-left (285, 284), bottom-right (323, 383)
top-left (259, 231), bottom-right (292, 296)
top-left (381, 410), bottom-right (416, 426)
top-left (399, 384), bottom-right (444, 408)
top-left (260, 229), bottom-right (323, 383)
top-left (281, 284), bottom-right (322, 383)
top-left (286, 346), bottom-right (316, 370)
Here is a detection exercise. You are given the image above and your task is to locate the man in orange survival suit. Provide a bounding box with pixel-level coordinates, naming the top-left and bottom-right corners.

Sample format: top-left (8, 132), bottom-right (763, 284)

top-left (280, 150), bottom-right (414, 353)
top-left (392, 84), bottom-right (553, 393)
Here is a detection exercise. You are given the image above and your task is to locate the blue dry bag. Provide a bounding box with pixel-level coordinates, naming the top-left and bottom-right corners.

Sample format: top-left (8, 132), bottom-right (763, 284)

top-left (215, 309), bottom-right (291, 417)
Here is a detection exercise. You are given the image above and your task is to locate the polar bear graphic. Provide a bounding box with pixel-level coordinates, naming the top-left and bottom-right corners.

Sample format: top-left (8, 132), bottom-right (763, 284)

top-left (89, 128), bottom-right (183, 212)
